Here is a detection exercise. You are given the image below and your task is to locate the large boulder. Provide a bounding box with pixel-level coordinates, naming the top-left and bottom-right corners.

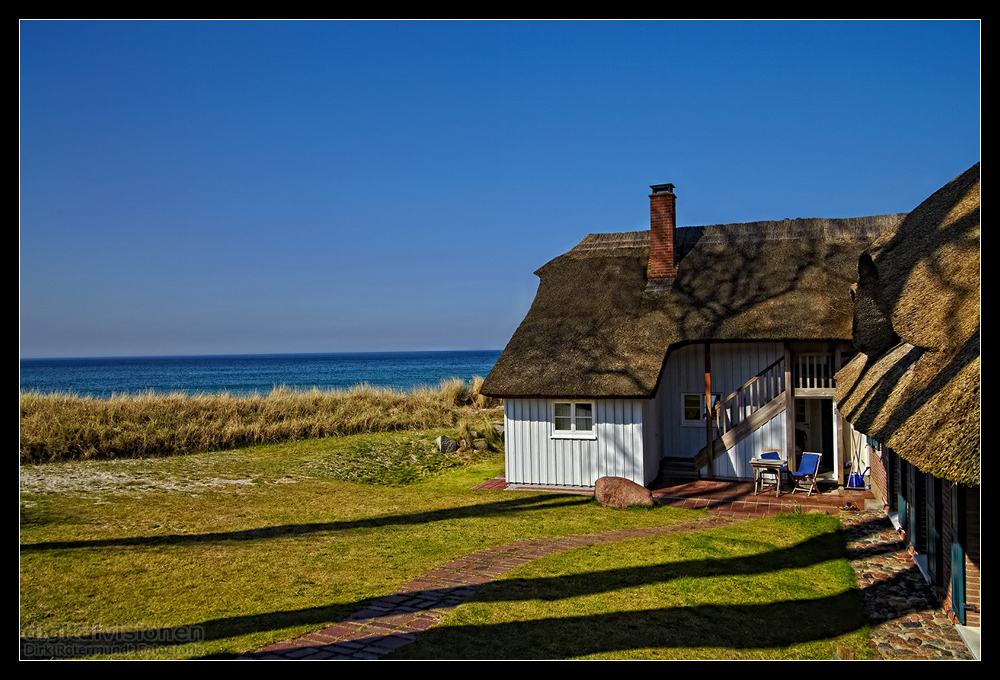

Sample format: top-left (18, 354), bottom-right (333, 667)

top-left (594, 476), bottom-right (654, 509)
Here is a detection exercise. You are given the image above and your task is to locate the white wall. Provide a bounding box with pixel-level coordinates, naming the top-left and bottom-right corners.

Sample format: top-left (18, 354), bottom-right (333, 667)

top-left (503, 342), bottom-right (796, 487)
top-left (504, 398), bottom-right (648, 488)
top-left (649, 342), bottom-right (787, 480)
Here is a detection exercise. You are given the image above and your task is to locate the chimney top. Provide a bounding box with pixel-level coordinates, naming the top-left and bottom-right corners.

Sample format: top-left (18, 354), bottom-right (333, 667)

top-left (647, 182), bottom-right (678, 283)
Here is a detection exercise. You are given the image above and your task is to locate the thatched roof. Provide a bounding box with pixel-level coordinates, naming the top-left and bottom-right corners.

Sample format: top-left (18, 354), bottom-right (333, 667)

top-left (482, 213), bottom-right (904, 399)
top-left (835, 163), bottom-right (980, 486)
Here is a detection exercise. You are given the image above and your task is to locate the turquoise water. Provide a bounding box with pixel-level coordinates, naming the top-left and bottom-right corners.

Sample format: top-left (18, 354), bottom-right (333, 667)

top-left (19, 351), bottom-right (502, 399)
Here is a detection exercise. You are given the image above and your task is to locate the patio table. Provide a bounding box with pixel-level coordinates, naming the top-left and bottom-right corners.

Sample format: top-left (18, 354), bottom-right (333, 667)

top-left (750, 457), bottom-right (785, 497)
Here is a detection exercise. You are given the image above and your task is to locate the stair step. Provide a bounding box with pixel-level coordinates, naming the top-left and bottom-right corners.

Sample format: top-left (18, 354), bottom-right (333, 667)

top-left (659, 457), bottom-right (699, 478)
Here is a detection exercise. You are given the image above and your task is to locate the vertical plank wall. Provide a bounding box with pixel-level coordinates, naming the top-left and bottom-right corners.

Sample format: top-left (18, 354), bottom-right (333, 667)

top-left (651, 342), bottom-right (787, 480)
top-left (504, 398), bottom-right (647, 488)
top-left (503, 342), bottom-right (789, 487)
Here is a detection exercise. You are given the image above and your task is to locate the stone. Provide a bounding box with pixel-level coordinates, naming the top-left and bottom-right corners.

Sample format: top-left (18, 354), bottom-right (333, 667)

top-left (594, 476), bottom-right (654, 509)
top-left (436, 435), bottom-right (458, 453)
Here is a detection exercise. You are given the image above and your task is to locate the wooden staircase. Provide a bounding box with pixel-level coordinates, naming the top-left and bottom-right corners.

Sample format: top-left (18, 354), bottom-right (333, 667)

top-left (657, 456), bottom-right (701, 480)
top-left (693, 357), bottom-right (786, 471)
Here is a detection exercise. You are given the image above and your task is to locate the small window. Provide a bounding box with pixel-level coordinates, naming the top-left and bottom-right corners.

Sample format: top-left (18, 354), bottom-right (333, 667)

top-left (552, 401), bottom-right (595, 439)
top-left (681, 393), bottom-right (720, 427)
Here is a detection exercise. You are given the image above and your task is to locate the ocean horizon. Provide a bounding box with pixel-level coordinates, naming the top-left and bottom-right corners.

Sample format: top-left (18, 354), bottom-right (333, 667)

top-left (19, 350), bottom-right (503, 399)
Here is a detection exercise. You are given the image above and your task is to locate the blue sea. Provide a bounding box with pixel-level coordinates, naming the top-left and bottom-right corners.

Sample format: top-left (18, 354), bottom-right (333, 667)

top-left (19, 350), bottom-right (502, 399)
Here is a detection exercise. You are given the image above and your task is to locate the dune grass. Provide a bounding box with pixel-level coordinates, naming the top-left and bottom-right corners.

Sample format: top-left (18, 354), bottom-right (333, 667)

top-left (20, 428), bottom-right (870, 660)
top-left (19, 378), bottom-right (501, 464)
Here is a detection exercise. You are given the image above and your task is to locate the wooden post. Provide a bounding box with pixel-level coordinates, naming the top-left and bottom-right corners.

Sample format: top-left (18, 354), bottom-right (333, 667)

top-left (835, 402), bottom-right (848, 486)
top-left (784, 344), bottom-right (796, 471)
top-left (704, 342), bottom-right (714, 479)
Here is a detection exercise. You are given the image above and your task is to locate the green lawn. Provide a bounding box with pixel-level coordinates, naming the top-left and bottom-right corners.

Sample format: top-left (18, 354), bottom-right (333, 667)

top-left (20, 429), bottom-right (870, 660)
top-left (390, 512), bottom-right (869, 660)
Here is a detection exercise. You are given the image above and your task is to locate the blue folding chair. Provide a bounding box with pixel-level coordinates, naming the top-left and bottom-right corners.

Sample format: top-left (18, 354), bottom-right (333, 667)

top-left (789, 452), bottom-right (821, 496)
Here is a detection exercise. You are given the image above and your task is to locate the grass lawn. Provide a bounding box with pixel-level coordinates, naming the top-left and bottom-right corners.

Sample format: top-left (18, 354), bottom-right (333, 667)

top-left (20, 429), bottom-right (870, 660)
top-left (390, 512), bottom-right (869, 660)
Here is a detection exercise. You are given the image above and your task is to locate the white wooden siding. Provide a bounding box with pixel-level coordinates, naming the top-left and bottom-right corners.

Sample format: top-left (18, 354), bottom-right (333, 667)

top-left (504, 398), bottom-right (648, 488)
top-left (504, 342), bottom-right (795, 487)
top-left (649, 342), bottom-right (787, 480)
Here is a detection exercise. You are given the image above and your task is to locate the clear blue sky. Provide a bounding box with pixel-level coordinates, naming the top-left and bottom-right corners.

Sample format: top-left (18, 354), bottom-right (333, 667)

top-left (19, 20), bottom-right (980, 359)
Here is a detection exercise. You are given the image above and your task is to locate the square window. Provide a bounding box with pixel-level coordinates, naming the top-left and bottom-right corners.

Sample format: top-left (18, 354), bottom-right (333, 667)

top-left (552, 401), bottom-right (596, 438)
top-left (682, 393), bottom-right (720, 426)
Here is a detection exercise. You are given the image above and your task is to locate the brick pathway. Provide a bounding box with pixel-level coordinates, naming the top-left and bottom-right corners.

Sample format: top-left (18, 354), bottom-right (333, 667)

top-left (242, 516), bottom-right (740, 660)
top-left (242, 478), bottom-right (976, 660)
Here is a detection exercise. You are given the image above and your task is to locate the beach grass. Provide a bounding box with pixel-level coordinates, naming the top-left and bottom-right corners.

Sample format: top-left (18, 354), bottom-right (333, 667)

top-left (19, 377), bottom-right (501, 464)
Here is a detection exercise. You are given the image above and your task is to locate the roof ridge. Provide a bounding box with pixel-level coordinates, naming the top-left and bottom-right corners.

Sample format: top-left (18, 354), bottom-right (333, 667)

top-left (571, 214), bottom-right (905, 252)
top-left (572, 231), bottom-right (649, 251)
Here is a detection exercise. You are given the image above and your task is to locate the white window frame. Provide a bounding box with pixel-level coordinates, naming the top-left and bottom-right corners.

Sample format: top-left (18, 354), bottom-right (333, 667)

top-left (681, 393), bottom-right (720, 427)
top-left (551, 400), bottom-right (597, 440)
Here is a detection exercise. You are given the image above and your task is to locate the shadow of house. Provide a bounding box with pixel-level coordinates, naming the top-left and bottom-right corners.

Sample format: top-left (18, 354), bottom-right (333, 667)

top-left (834, 163), bottom-right (980, 628)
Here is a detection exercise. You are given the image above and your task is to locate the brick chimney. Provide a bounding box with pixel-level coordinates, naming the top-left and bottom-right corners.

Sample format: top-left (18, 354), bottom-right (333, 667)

top-left (647, 183), bottom-right (678, 279)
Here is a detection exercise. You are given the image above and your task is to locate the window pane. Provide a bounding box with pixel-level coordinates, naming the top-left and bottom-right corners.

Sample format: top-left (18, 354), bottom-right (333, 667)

top-left (575, 403), bottom-right (593, 431)
top-left (684, 394), bottom-right (701, 421)
top-left (554, 403), bottom-right (572, 430)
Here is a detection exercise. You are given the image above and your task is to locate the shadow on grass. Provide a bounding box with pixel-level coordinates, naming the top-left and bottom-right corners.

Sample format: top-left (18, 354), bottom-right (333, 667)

top-left (389, 524), bottom-right (870, 658)
top-left (21, 516), bottom-right (873, 659)
top-left (395, 560), bottom-right (934, 659)
top-left (391, 592), bottom-right (867, 659)
top-left (20, 602), bottom-right (354, 660)
top-left (20, 494), bottom-right (592, 552)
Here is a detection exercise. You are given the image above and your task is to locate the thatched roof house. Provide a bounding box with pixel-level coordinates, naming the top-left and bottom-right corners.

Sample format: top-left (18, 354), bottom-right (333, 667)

top-left (484, 181), bottom-right (936, 491)
top-left (834, 163), bottom-right (981, 487)
top-left (483, 211), bottom-right (904, 399)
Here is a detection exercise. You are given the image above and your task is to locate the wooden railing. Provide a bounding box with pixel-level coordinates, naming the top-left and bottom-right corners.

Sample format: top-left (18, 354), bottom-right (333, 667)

top-left (712, 357), bottom-right (785, 436)
top-left (792, 353), bottom-right (836, 392)
top-left (696, 351), bottom-right (837, 471)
